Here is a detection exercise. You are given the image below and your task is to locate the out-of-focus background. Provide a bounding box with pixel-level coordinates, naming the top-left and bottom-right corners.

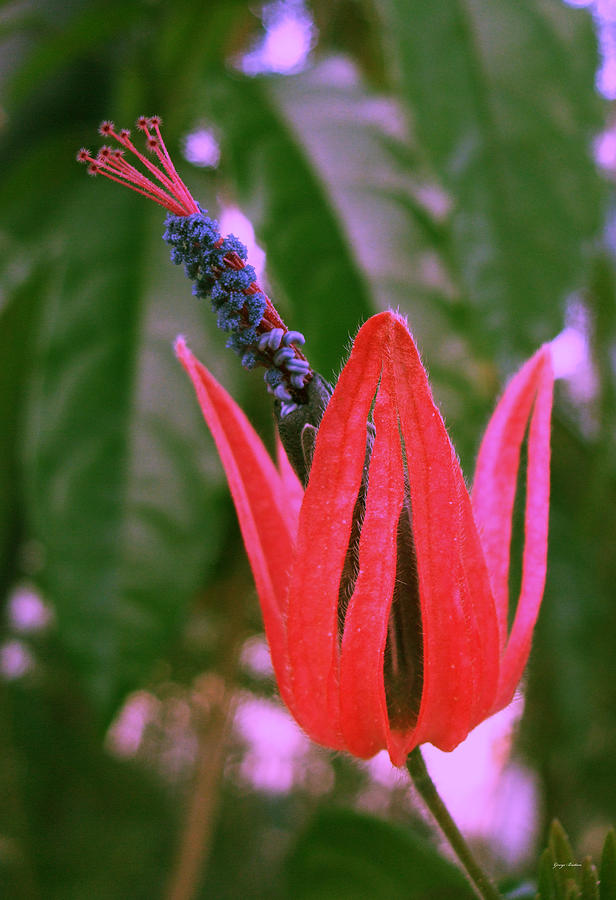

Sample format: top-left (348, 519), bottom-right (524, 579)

top-left (1, 0), bottom-right (615, 897)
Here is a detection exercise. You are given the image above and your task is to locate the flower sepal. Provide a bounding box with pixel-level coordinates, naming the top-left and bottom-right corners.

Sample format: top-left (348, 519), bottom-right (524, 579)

top-left (275, 372), bottom-right (334, 485)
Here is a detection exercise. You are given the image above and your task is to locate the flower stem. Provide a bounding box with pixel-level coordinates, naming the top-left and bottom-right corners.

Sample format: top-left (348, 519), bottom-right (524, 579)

top-left (406, 747), bottom-right (502, 900)
top-left (165, 573), bottom-right (248, 900)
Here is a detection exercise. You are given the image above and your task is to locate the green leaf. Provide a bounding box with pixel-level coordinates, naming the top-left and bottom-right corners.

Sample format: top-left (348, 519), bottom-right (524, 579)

top-left (4, 676), bottom-right (173, 898)
top-left (544, 820), bottom-right (583, 900)
top-left (550, 820), bottom-right (576, 868)
top-left (581, 859), bottom-right (599, 900)
top-left (0, 236), bottom-right (48, 595)
top-left (376, 0), bottom-right (604, 357)
top-left (537, 848), bottom-right (557, 900)
top-left (21, 184), bottom-right (229, 716)
top-left (0, 233), bottom-right (39, 576)
top-left (600, 830), bottom-right (616, 900)
top-left (267, 58), bottom-right (462, 343)
top-left (284, 806), bottom-right (476, 899)
top-left (4, 0), bottom-right (144, 109)
top-left (2, 130), bottom-right (88, 240)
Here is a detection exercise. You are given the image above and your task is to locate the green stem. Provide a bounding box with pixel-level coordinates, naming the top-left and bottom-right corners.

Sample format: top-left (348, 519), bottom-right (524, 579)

top-left (406, 747), bottom-right (502, 900)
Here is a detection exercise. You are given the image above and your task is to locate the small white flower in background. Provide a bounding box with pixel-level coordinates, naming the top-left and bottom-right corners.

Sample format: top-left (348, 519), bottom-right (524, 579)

top-left (1, 640), bottom-right (34, 680)
top-left (241, 0), bottom-right (316, 75)
top-left (183, 128), bottom-right (220, 168)
top-left (7, 584), bottom-right (53, 632)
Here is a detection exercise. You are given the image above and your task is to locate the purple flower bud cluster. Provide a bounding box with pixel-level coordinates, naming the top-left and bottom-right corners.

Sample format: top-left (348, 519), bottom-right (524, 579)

top-left (163, 211), bottom-right (266, 369)
top-left (163, 210), bottom-right (312, 416)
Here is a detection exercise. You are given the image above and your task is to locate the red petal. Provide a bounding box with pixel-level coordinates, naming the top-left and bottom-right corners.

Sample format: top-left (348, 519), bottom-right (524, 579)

top-left (338, 350), bottom-right (405, 758)
top-left (285, 314), bottom-right (386, 750)
top-left (472, 348), bottom-right (552, 653)
top-left (387, 315), bottom-right (499, 761)
top-left (476, 349), bottom-right (555, 711)
top-left (276, 437), bottom-right (303, 536)
top-left (175, 338), bottom-right (296, 711)
top-left (295, 313), bottom-right (499, 765)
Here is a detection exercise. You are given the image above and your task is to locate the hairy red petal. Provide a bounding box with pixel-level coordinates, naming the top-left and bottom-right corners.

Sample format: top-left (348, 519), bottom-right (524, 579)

top-left (175, 338), bottom-right (296, 711)
top-left (486, 351), bottom-right (554, 711)
top-left (338, 354), bottom-right (405, 758)
top-left (276, 437), bottom-right (303, 537)
top-left (388, 315), bottom-right (499, 760)
top-left (285, 314), bottom-right (386, 750)
top-left (472, 349), bottom-right (552, 651)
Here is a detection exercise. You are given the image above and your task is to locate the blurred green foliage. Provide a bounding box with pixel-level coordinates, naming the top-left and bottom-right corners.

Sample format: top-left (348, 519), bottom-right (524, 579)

top-left (535, 820), bottom-right (616, 900)
top-left (1, 0), bottom-right (615, 897)
top-left (285, 807), bottom-right (477, 898)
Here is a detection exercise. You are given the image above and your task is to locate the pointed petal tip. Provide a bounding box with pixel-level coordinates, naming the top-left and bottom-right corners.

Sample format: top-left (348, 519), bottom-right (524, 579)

top-left (358, 310), bottom-right (413, 348)
top-left (174, 334), bottom-right (189, 359)
top-left (378, 308), bottom-right (410, 330)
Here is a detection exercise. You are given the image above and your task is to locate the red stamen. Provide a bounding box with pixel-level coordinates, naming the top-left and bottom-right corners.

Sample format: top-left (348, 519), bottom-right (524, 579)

top-left (117, 127), bottom-right (195, 210)
top-left (100, 154), bottom-right (188, 215)
top-left (90, 166), bottom-right (187, 214)
top-left (147, 117), bottom-right (198, 213)
top-left (79, 117), bottom-right (199, 215)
